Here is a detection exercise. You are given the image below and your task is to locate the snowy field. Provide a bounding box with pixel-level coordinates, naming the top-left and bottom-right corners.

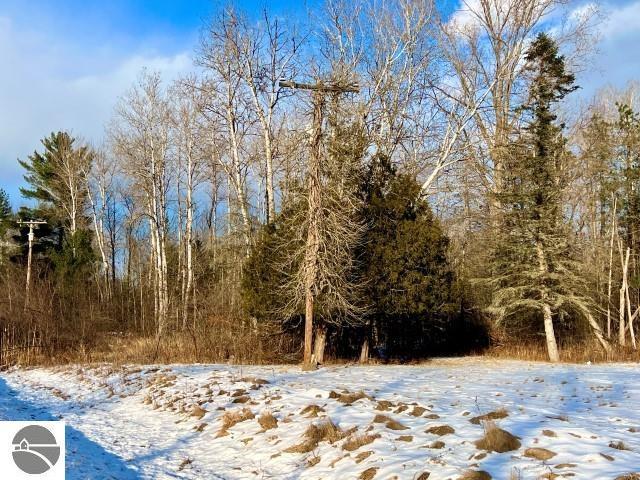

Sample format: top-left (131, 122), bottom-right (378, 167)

top-left (1, 358), bottom-right (639, 479)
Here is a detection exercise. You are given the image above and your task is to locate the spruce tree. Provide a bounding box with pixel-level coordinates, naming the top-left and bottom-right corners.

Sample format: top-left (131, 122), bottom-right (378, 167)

top-left (490, 33), bottom-right (609, 361)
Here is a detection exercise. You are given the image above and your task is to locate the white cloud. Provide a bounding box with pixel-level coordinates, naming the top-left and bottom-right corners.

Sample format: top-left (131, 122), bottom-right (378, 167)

top-left (0, 15), bottom-right (193, 206)
top-left (577, 0), bottom-right (640, 99)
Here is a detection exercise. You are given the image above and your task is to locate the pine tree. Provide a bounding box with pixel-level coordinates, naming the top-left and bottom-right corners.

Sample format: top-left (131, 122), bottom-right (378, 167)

top-left (0, 189), bottom-right (11, 235)
top-left (18, 131), bottom-right (94, 272)
top-left (490, 33), bottom-right (609, 361)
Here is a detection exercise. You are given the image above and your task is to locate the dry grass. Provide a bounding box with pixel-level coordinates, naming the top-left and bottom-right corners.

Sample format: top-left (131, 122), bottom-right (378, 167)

top-left (474, 422), bottom-right (521, 453)
top-left (359, 467), bottom-right (378, 480)
top-left (217, 408), bottom-right (255, 437)
top-left (523, 447), bottom-right (557, 460)
top-left (609, 441), bottom-right (631, 451)
top-left (425, 425), bottom-right (455, 436)
top-left (329, 390), bottom-right (370, 405)
top-left (190, 405), bottom-right (206, 419)
top-left (487, 340), bottom-right (640, 363)
top-left (300, 404), bottom-right (325, 417)
top-left (470, 408), bottom-right (508, 425)
top-left (372, 414), bottom-right (408, 431)
top-left (343, 433), bottom-right (381, 451)
top-left (354, 451), bottom-right (373, 463)
top-left (410, 406), bottom-right (427, 417)
top-left (258, 412), bottom-right (278, 431)
top-left (284, 418), bottom-right (346, 454)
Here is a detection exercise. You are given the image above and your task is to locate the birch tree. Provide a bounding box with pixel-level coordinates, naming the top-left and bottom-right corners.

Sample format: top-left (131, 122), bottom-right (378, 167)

top-left (110, 71), bottom-right (173, 337)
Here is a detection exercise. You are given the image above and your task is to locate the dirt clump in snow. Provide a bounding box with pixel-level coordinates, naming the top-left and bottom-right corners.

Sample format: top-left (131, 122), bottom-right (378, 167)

top-left (258, 412), bottom-right (278, 431)
top-left (425, 424), bottom-right (455, 436)
top-left (359, 467), bottom-right (378, 480)
top-left (329, 390), bottom-right (371, 405)
top-left (375, 400), bottom-right (394, 411)
top-left (523, 447), bottom-right (557, 460)
top-left (474, 423), bottom-right (521, 453)
top-left (460, 470), bottom-right (491, 480)
top-left (410, 405), bottom-right (428, 416)
top-left (609, 440), bottom-right (632, 451)
top-left (190, 405), bottom-right (206, 419)
top-left (300, 404), bottom-right (325, 417)
top-left (470, 408), bottom-right (508, 425)
top-left (355, 451), bottom-right (373, 463)
top-left (343, 432), bottom-right (380, 451)
top-left (372, 414), bottom-right (408, 430)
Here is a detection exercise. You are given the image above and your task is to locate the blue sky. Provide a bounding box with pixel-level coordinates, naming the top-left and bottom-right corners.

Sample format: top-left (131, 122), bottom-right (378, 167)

top-left (0, 0), bottom-right (639, 208)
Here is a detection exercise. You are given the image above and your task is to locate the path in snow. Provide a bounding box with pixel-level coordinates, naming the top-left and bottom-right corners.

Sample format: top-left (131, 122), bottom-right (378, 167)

top-left (1, 359), bottom-right (639, 479)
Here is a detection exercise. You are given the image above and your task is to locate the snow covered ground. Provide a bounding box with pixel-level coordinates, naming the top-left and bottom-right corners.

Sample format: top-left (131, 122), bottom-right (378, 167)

top-left (1, 358), bottom-right (639, 479)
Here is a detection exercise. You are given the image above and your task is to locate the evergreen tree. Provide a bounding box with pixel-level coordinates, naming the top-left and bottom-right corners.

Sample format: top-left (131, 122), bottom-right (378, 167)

top-left (0, 189), bottom-right (11, 236)
top-left (17, 131), bottom-right (94, 272)
top-left (356, 155), bottom-right (456, 359)
top-left (614, 103), bottom-right (640, 252)
top-left (490, 33), bottom-right (609, 361)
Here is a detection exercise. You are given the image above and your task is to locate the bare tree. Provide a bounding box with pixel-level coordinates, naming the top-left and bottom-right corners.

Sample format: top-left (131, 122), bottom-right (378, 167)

top-left (110, 71), bottom-right (173, 338)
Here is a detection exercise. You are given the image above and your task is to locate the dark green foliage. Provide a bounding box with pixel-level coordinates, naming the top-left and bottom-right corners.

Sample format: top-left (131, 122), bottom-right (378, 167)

top-left (242, 196), bottom-right (305, 326)
top-left (51, 229), bottom-right (96, 282)
top-left (0, 189), bottom-right (12, 236)
top-left (243, 154), bottom-right (459, 358)
top-left (490, 33), bottom-right (589, 336)
top-left (356, 155), bottom-right (457, 356)
top-left (15, 131), bottom-right (94, 276)
top-left (614, 103), bottom-right (640, 252)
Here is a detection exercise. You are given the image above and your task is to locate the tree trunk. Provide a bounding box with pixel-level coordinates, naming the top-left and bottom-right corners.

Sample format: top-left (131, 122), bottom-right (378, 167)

top-left (313, 325), bottom-right (327, 365)
top-left (536, 241), bottom-right (559, 362)
top-left (542, 303), bottom-right (559, 362)
top-left (359, 337), bottom-right (370, 364)
top-left (619, 286), bottom-right (626, 347)
top-left (302, 92), bottom-right (324, 369)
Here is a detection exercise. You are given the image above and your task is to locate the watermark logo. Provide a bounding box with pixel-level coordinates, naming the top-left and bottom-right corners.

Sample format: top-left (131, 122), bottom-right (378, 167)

top-left (1, 421), bottom-right (65, 479)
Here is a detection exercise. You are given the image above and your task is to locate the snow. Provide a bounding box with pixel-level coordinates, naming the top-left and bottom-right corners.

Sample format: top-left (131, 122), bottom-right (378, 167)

top-left (1, 358), bottom-right (639, 479)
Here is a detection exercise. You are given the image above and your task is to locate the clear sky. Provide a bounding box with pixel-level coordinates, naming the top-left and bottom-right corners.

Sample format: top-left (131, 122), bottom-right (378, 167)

top-left (0, 0), bottom-right (639, 208)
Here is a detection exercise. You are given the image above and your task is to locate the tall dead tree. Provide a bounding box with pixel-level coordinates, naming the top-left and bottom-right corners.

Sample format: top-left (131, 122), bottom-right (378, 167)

top-left (279, 79), bottom-right (361, 368)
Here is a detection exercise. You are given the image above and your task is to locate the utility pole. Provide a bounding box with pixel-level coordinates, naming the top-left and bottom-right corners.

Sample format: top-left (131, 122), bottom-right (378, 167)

top-left (17, 219), bottom-right (47, 309)
top-left (279, 78), bottom-right (359, 369)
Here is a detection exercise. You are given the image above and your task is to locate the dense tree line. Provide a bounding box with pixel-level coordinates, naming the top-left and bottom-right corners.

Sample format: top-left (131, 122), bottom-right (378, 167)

top-left (1, 0), bottom-right (638, 366)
